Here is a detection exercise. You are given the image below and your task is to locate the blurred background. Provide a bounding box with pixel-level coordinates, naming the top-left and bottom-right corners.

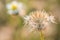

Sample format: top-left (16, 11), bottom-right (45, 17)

top-left (0, 0), bottom-right (60, 40)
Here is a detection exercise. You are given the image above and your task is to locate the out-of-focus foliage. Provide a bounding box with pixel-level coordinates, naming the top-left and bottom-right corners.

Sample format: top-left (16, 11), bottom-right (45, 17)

top-left (0, 0), bottom-right (8, 26)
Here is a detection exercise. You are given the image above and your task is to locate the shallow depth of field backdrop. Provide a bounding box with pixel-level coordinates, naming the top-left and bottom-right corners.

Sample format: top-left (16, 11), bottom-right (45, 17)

top-left (0, 0), bottom-right (60, 40)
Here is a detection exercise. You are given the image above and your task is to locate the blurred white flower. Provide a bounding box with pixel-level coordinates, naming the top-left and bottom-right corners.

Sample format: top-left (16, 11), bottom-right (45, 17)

top-left (6, 1), bottom-right (27, 16)
top-left (24, 10), bottom-right (56, 32)
top-left (6, 1), bottom-right (18, 15)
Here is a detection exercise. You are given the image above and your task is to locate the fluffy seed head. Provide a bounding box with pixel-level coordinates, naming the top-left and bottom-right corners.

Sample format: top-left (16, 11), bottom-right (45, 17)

top-left (24, 10), bottom-right (56, 32)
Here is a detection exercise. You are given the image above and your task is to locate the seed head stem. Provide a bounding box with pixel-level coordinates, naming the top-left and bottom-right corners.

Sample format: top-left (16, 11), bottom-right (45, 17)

top-left (40, 30), bottom-right (44, 40)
